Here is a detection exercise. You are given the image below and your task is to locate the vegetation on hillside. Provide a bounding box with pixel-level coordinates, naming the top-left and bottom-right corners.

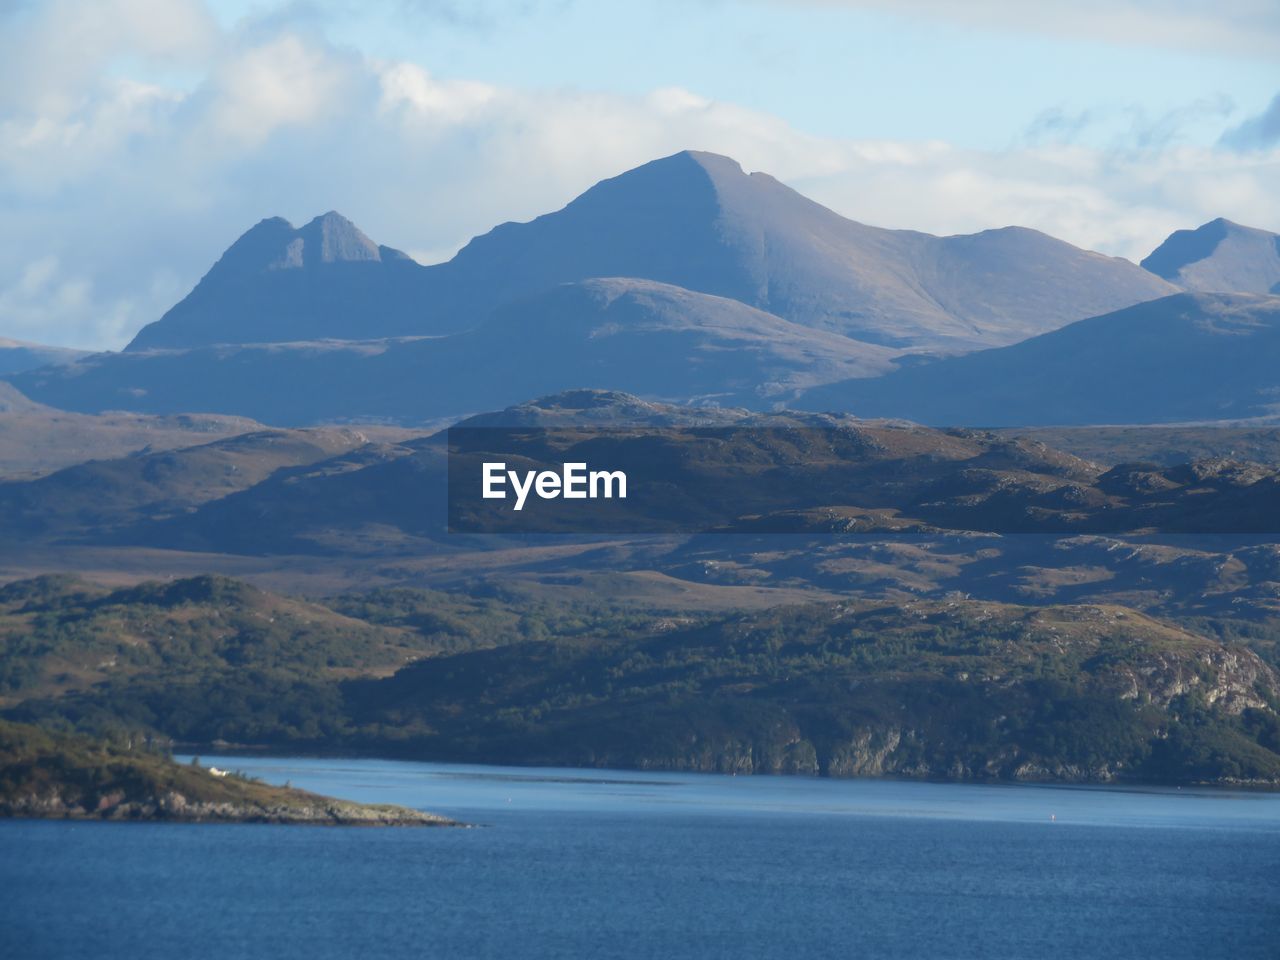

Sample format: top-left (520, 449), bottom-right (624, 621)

top-left (0, 574), bottom-right (426, 701)
top-left (0, 719), bottom-right (451, 824)
top-left (4, 575), bottom-right (1279, 786)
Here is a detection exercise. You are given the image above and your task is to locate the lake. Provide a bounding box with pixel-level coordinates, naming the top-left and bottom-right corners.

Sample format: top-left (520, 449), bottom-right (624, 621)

top-left (3, 756), bottom-right (1278, 959)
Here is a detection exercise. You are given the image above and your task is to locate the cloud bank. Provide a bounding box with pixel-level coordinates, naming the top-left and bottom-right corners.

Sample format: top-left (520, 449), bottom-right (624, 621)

top-left (1, 0), bottom-right (1277, 349)
top-left (782, 0), bottom-right (1280, 57)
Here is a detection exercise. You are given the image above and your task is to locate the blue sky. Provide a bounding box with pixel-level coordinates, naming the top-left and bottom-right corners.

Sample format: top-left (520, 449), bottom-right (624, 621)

top-left (1, 0), bottom-right (1277, 348)
top-left (198, 0), bottom-right (1277, 148)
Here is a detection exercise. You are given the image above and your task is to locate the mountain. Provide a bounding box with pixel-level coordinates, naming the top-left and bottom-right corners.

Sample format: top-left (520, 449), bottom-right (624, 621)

top-left (422, 151), bottom-right (1176, 350)
top-left (799, 292), bottom-right (1280, 426)
top-left (1142, 218), bottom-right (1280, 294)
top-left (125, 151), bottom-right (1175, 354)
top-left (10, 279), bottom-right (893, 423)
top-left (126, 212), bottom-right (431, 350)
top-left (0, 338), bottom-right (88, 375)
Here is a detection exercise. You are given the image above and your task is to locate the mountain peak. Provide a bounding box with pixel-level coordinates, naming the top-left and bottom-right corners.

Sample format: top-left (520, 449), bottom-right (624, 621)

top-left (1142, 218), bottom-right (1280, 294)
top-left (207, 212), bottom-right (385, 279)
top-left (565, 149), bottom-right (728, 206)
top-left (670, 149), bottom-right (745, 175)
top-left (296, 211), bottom-right (382, 265)
top-left (125, 212), bottom-right (422, 351)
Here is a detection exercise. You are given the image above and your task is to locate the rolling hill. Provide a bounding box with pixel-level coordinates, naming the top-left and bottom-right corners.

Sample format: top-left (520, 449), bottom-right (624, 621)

top-left (8, 279), bottom-right (893, 423)
top-left (6, 577), bottom-right (1278, 786)
top-left (0, 338), bottom-right (88, 376)
top-left (0, 426), bottom-right (404, 538)
top-left (0, 381), bottom-right (263, 481)
top-left (799, 292), bottom-right (1280, 426)
top-left (13, 389), bottom-right (1267, 556)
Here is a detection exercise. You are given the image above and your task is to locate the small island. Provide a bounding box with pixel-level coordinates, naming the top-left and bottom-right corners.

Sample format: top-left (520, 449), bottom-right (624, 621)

top-left (0, 720), bottom-right (456, 826)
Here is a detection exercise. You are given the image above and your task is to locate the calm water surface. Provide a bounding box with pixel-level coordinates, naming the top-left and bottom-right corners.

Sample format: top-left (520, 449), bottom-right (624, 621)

top-left (3, 756), bottom-right (1278, 959)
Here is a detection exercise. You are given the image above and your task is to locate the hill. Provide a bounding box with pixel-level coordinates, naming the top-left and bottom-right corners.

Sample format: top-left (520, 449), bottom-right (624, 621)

top-left (1142, 218), bottom-right (1280, 294)
top-left (14, 390), bottom-right (1280, 554)
top-left (8, 279), bottom-right (892, 423)
top-left (6, 580), bottom-right (1278, 786)
top-left (0, 388), bottom-right (263, 480)
top-left (337, 598), bottom-right (1280, 784)
top-left (799, 292), bottom-right (1280, 426)
top-left (0, 338), bottom-right (88, 376)
top-left (0, 426), bottom-right (410, 538)
top-left (429, 277), bottom-right (898, 397)
top-left (1000, 425), bottom-right (1280, 467)
top-left (0, 574), bottom-right (430, 708)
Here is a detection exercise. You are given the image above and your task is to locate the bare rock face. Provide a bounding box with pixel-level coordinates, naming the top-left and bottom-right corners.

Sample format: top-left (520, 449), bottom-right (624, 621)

top-left (826, 728), bottom-right (904, 777)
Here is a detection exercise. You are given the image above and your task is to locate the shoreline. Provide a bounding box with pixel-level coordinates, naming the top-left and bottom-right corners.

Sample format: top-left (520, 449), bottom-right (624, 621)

top-left (179, 744), bottom-right (1280, 793)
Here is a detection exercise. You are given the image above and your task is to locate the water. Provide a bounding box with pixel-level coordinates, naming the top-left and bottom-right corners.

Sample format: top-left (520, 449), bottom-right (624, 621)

top-left (3, 757), bottom-right (1279, 960)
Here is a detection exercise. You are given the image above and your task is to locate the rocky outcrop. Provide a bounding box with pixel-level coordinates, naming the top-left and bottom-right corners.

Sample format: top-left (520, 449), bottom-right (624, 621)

top-left (0, 786), bottom-right (455, 825)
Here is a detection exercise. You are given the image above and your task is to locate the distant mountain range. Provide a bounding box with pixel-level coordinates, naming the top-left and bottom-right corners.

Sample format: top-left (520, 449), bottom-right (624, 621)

top-left (3, 151), bottom-right (1277, 428)
top-left (127, 151), bottom-right (1175, 354)
top-left (0, 338), bottom-right (88, 376)
top-left (799, 292), bottom-right (1280, 426)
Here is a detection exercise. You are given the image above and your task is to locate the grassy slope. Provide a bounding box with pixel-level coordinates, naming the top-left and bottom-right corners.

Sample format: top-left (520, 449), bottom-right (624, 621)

top-left (0, 574), bottom-right (430, 708)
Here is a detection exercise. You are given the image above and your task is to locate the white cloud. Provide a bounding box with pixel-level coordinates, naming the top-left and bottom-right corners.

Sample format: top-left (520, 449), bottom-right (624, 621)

top-left (773, 0), bottom-right (1280, 57)
top-left (0, 255), bottom-right (141, 348)
top-left (207, 33), bottom-right (362, 147)
top-left (790, 141), bottom-right (1280, 265)
top-left (0, 0), bottom-right (1276, 350)
top-left (0, 0), bottom-right (214, 116)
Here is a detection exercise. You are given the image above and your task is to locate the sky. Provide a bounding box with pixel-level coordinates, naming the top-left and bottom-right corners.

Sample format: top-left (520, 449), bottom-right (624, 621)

top-left (1, 0), bottom-right (1278, 350)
